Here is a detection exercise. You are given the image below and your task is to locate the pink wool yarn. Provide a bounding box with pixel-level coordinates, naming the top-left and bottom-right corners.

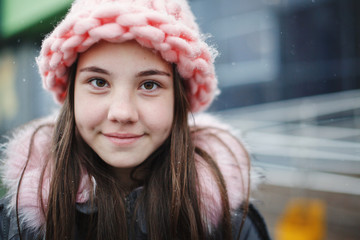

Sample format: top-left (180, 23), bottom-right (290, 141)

top-left (36, 0), bottom-right (219, 112)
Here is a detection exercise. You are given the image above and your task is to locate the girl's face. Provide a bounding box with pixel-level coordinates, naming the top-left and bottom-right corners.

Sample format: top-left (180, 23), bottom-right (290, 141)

top-left (74, 40), bottom-right (174, 178)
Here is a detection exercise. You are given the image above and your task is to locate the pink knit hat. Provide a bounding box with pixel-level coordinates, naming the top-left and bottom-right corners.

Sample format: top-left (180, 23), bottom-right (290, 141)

top-left (36, 0), bottom-right (219, 112)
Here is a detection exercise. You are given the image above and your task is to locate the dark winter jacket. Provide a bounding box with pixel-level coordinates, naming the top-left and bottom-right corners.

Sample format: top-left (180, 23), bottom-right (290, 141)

top-left (0, 114), bottom-right (271, 239)
top-left (0, 194), bottom-right (270, 239)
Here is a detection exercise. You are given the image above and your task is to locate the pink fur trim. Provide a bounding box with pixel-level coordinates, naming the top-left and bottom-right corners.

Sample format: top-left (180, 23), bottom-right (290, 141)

top-left (1, 118), bottom-right (52, 230)
top-left (1, 114), bottom-right (249, 230)
top-left (191, 114), bottom-right (249, 226)
top-left (0, 116), bottom-right (92, 231)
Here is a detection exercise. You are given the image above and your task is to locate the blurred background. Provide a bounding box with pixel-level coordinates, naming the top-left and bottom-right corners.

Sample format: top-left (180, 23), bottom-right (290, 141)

top-left (0, 0), bottom-right (359, 239)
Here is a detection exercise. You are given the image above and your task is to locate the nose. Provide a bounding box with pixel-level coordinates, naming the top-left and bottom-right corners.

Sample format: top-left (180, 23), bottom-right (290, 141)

top-left (107, 90), bottom-right (139, 124)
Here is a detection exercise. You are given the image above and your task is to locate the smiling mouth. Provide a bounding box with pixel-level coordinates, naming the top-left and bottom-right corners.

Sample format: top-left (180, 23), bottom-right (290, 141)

top-left (103, 133), bottom-right (144, 146)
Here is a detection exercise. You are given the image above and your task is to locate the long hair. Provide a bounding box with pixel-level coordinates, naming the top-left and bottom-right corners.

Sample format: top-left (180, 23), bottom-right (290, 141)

top-left (15, 63), bottom-right (249, 239)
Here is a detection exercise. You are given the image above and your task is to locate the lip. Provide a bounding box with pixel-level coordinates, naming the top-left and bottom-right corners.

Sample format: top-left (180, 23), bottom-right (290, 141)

top-left (103, 132), bottom-right (144, 146)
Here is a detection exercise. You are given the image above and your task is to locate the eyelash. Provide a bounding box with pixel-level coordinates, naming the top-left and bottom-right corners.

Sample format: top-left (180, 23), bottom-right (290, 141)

top-left (88, 78), bottom-right (109, 88)
top-left (87, 78), bottom-right (161, 92)
top-left (140, 81), bottom-right (160, 91)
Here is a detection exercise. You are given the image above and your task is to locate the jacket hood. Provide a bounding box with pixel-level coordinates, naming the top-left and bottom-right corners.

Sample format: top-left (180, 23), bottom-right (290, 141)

top-left (0, 113), bottom-right (250, 232)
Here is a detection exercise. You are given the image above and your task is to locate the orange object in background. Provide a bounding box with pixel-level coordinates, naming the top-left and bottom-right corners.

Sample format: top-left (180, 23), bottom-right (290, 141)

top-left (275, 198), bottom-right (326, 240)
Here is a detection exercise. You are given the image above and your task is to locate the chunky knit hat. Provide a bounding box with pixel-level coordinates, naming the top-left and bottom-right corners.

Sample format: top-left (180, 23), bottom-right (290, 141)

top-left (37, 0), bottom-right (219, 112)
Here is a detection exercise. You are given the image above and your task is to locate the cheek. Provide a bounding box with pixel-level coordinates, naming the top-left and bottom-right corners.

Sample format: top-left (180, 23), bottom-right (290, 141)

top-left (142, 98), bottom-right (174, 134)
top-left (74, 90), bottom-right (105, 131)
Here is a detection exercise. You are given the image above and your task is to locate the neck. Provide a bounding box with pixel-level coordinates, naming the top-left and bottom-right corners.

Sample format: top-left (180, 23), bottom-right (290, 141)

top-left (112, 167), bottom-right (145, 193)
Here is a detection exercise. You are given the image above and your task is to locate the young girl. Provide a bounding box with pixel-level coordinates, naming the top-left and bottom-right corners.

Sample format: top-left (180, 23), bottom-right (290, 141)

top-left (0, 0), bottom-right (270, 239)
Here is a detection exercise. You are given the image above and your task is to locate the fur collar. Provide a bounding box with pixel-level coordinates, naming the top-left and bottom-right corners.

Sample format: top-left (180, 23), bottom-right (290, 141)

top-left (0, 113), bottom-right (250, 232)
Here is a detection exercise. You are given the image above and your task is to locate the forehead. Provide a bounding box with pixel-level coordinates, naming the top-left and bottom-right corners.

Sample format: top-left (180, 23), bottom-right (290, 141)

top-left (77, 40), bottom-right (172, 72)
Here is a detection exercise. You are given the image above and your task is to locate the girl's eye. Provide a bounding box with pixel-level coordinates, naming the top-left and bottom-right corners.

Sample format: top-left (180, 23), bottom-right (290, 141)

top-left (89, 78), bottom-right (108, 88)
top-left (141, 81), bottom-right (159, 91)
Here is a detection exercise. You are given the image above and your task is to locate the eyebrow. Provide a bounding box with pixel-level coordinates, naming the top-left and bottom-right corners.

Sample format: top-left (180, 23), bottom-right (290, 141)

top-left (136, 69), bottom-right (171, 77)
top-left (79, 66), bottom-right (171, 77)
top-left (79, 66), bottom-right (110, 75)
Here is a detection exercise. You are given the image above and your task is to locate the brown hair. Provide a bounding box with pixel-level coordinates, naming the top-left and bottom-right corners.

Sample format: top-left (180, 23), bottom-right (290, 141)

top-left (16, 63), bottom-right (249, 239)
